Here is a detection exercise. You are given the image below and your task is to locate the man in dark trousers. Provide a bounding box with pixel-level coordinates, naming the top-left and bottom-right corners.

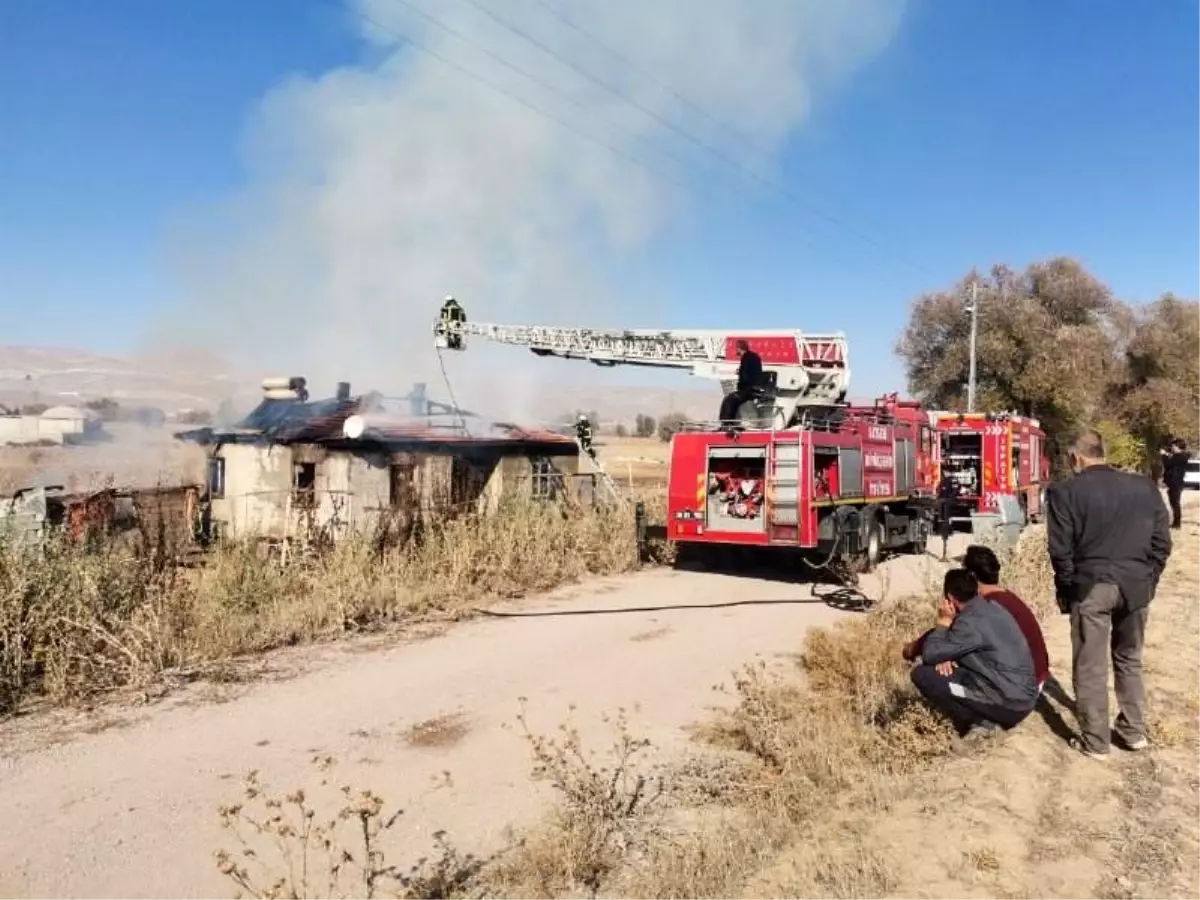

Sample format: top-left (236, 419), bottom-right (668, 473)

top-left (1161, 437), bottom-right (1189, 530)
top-left (907, 568), bottom-right (1040, 739)
top-left (935, 473), bottom-right (958, 560)
top-left (1047, 427), bottom-right (1172, 759)
top-left (718, 340), bottom-right (763, 424)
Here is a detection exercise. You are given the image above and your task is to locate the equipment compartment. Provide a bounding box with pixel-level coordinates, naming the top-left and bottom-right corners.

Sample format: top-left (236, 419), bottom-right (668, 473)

top-left (705, 446), bottom-right (767, 533)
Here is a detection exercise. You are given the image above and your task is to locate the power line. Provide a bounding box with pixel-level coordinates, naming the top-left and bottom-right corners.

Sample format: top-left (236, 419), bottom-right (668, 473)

top-left (458, 0), bottom-right (934, 277)
top-left (332, 0), bottom-right (905, 282)
top-left (344, 2), bottom-right (696, 195)
top-left (338, 0), bottom-right (865, 269)
top-left (528, 0), bottom-right (768, 165)
top-left (377, 0), bottom-right (722, 193)
top-left (529, 0), bottom-right (918, 273)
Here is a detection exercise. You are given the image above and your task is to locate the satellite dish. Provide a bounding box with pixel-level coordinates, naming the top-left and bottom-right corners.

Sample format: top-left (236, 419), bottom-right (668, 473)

top-left (343, 415), bottom-right (366, 440)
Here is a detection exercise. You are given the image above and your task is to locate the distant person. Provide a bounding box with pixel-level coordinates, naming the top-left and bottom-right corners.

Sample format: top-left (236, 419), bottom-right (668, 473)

top-left (935, 474), bottom-right (958, 560)
top-left (718, 340), bottom-right (763, 424)
top-left (905, 568), bottom-right (1040, 739)
top-left (575, 413), bottom-right (595, 459)
top-left (1047, 428), bottom-right (1172, 759)
top-left (1160, 437), bottom-right (1189, 530)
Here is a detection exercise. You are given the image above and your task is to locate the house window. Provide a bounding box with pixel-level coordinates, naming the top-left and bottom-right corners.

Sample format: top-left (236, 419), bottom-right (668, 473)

top-left (389, 462), bottom-right (415, 509)
top-left (207, 457), bottom-right (225, 499)
top-left (293, 462), bottom-right (317, 507)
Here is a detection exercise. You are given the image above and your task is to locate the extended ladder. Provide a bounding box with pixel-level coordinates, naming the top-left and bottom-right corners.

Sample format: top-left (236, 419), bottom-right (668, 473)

top-left (574, 439), bottom-right (624, 505)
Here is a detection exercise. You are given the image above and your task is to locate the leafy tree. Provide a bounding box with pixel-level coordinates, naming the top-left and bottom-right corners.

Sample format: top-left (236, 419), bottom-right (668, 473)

top-left (657, 412), bottom-right (687, 442)
top-left (84, 397), bottom-right (122, 421)
top-left (1111, 292), bottom-right (1200, 458)
top-left (634, 413), bottom-right (657, 438)
top-left (1093, 419), bottom-right (1145, 471)
top-left (177, 409), bottom-right (213, 425)
top-left (614, 423), bottom-right (629, 438)
top-left (897, 258), bottom-right (1122, 440)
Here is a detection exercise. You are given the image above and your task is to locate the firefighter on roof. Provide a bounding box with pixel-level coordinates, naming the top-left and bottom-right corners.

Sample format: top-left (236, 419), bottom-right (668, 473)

top-left (439, 295), bottom-right (466, 350)
top-left (575, 413), bottom-right (595, 459)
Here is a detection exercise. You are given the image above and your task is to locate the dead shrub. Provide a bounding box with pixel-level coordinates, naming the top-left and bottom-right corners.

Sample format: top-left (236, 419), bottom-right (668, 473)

top-left (484, 705), bottom-right (663, 898)
top-left (0, 496), bottom-right (649, 714)
top-left (215, 761), bottom-right (483, 899)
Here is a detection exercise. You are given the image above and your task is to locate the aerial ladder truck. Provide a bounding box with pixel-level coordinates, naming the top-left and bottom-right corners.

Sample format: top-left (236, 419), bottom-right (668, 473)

top-left (434, 297), bottom-right (936, 572)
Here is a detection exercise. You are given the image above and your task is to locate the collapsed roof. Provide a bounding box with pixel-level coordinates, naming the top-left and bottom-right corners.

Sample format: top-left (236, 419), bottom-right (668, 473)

top-left (175, 378), bottom-right (577, 457)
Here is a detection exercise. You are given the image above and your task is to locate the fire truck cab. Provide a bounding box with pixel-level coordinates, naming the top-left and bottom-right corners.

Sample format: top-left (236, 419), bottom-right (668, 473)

top-left (932, 411), bottom-right (1050, 528)
top-left (666, 395), bottom-right (938, 571)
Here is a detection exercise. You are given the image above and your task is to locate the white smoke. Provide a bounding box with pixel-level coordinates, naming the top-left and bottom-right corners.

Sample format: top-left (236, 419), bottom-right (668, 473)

top-left (166, 0), bottom-right (905, 422)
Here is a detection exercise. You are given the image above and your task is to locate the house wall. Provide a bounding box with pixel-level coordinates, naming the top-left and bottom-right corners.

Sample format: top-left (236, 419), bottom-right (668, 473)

top-left (206, 441), bottom-right (579, 541)
top-left (0, 415), bottom-right (65, 446)
top-left (211, 442), bottom-right (293, 539)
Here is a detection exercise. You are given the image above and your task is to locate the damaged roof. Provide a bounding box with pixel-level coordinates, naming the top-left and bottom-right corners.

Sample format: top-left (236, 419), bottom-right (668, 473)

top-left (175, 391), bottom-right (577, 457)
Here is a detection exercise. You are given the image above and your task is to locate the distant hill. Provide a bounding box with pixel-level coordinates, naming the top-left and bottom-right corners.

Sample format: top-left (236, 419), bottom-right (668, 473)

top-left (0, 345), bottom-right (716, 428)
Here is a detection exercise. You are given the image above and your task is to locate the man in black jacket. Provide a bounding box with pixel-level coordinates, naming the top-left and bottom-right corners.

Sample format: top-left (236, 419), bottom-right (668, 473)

top-left (1161, 437), bottom-right (1189, 530)
top-left (1047, 428), bottom-right (1172, 759)
top-left (718, 340), bottom-right (763, 424)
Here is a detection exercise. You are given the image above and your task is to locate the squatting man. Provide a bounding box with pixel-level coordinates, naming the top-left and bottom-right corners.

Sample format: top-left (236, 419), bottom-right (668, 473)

top-left (902, 559), bottom-right (1042, 739)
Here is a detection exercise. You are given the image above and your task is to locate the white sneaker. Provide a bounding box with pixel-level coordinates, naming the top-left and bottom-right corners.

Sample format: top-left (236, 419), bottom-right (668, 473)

top-left (1123, 737), bottom-right (1149, 751)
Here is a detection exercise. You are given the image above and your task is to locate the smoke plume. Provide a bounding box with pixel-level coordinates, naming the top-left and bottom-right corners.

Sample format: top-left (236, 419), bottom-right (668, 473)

top-left (166, 0), bottom-right (905, 421)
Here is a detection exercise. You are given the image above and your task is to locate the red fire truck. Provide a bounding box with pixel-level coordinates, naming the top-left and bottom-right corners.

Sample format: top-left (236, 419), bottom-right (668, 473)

top-left (433, 299), bottom-right (937, 571)
top-left (665, 393), bottom-right (937, 570)
top-left (932, 411), bottom-right (1050, 525)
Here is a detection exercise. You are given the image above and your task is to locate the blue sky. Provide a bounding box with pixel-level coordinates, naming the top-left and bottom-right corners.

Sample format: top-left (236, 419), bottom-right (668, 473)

top-left (1, 0), bottom-right (1196, 396)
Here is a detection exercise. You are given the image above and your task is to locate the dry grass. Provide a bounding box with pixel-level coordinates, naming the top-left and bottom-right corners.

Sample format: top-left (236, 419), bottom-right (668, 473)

top-left (1, 495), bottom-right (656, 715)
top-left (215, 759), bottom-right (485, 899)
top-left (205, 509), bottom-right (1199, 899)
top-left (403, 713), bottom-right (471, 748)
top-left (595, 436), bottom-right (670, 491)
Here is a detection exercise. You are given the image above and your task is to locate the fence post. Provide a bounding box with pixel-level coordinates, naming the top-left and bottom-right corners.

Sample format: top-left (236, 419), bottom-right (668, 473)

top-left (635, 500), bottom-right (646, 564)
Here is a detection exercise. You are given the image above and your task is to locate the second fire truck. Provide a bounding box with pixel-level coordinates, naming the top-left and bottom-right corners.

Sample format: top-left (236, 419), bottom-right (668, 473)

top-left (932, 411), bottom-right (1051, 525)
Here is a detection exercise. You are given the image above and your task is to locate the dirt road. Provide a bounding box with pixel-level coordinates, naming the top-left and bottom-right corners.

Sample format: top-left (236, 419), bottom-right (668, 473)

top-left (0, 541), bottom-right (953, 899)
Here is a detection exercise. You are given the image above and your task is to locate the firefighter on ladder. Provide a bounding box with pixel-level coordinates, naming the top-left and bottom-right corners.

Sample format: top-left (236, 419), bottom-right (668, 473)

top-left (439, 295), bottom-right (466, 349)
top-left (576, 413), bottom-right (596, 460)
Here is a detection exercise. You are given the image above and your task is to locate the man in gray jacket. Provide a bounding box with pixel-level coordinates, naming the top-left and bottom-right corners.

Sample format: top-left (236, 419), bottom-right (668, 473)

top-left (910, 568), bottom-right (1041, 737)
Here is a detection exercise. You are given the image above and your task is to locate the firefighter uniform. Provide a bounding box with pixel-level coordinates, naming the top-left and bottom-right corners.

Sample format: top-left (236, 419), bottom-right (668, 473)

top-left (576, 414), bottom-right (595, 458)
top-left (439, 296), bottom-right (466, 349)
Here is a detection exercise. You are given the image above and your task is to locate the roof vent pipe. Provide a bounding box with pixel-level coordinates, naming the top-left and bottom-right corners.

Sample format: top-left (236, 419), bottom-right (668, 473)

top-left (336, 381), bottom-right (351, 402)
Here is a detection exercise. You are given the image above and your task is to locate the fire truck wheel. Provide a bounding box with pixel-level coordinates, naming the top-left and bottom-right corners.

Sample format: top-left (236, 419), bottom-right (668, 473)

top-left (863, 518), bottom-right (884, 572)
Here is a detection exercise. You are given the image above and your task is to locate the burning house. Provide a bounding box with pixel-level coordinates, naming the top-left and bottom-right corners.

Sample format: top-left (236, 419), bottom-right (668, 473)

top-left (175, 377), bottom-right (582, 543)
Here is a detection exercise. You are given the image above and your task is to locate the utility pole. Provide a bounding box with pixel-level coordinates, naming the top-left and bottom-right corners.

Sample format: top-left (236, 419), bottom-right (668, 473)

top-left (966, 280), bottom-right (979, 413)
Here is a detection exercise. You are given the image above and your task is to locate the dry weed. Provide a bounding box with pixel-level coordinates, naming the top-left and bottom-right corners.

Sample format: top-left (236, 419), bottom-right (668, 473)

top-left (484, 704), bottom-right (664, 898)
top-left (215, 760), bottom-right (483, 899)
top-left (1, 496), bottom-right (649, 714)
top-left (404, 713), bottom-right (470, 749)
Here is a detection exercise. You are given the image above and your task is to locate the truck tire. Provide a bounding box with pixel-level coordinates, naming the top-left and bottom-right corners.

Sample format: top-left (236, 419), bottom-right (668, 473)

top-left (863, 518), bottom-right (884, 572)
